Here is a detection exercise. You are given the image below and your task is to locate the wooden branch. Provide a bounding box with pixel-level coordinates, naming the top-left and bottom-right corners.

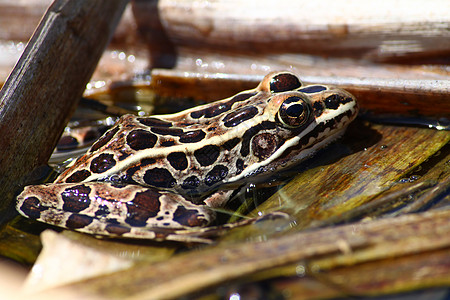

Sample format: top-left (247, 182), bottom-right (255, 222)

top-left (0, 0), bottom-right (128, 214)
top-left (61, 209), bottom-right (450, 299)
top-left (135, 0), bottom-right (450, 62)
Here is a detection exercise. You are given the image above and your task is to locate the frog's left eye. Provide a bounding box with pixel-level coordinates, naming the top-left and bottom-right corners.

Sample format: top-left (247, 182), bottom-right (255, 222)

top-left (277, 96), bottom-right (311, 128)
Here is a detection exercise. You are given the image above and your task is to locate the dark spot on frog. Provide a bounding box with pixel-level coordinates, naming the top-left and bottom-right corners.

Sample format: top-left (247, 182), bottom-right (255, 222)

top-left (90, 126), bottom-right (119, 152)
top-left (138, 117), bottom-right (172, 127)
top-left (125, 189), bottom-right (162, 227)
top-left (179, 130), bottom-right (206, 143)
top-left (94, 204), bottom-right (110, 217)
top-left (65, 214), bottom-right (94, 229)
top-left (140, 158), bottom-right (157, 166)
top-left (105, 223), bottom-right (131, 235)
top-left (105, 218), bottom-right (121, 225)
top-left (173, 205), bottom-right (208, 227)
top-left (65, 169), bottom-right (91, 183)
top-left (324, 94), bottom-right (343, 110)
top-left (205, 165), bottom-right (229, 186)
top-left (313, 101), bottom-right (324, 117)
top-left (143, 168), bottom-right (176, 188)
top-left (194, 145), bottom-right (220, 166)
top-left (236, 159), bottom-right (245, 175)
top-left (343, 97), bottom-right (354, 104)
top-left (167, 152), bottom-right (188, 171)
top-left (151, 127), bottom-right (183, 136)
top-left (223, 106), bottom-right (258, 127)
top-left (61, 184), bottom-right (91, 213)
top-left (270, 73), bottom-right (302, 93)
top-left (240, 121), bottom-right (276, 157)
top-left (298, 85), bottom-right (327, 93)
top-left (222, 137), bottom-right (240, 151)
top-left (19, 196), bottom-right (49, 219)
top-left (126, 129), bottom-right (158, 150)
top-left (118, 152), bottom-right (131, 161)
top-left (90, 153), bottom-right (116, 173)
top-left (252, 133), bottom-right (278, 160)
top-left (181, 176), bottom-right (200, 190)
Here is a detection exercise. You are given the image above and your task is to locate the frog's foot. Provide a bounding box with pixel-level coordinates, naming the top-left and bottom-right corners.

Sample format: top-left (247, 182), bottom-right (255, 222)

top-left (16, 182), bottom-right (217, 243)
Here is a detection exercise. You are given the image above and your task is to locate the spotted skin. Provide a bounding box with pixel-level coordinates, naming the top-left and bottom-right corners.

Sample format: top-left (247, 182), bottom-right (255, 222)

top-left (18, 182), bottom-right (215, 234)
top-left (16, 72), bottom-right (358, 242)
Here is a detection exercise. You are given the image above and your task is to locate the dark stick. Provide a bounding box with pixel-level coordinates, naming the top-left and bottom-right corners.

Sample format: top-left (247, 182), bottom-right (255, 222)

top-left (0, 0), bottom-right (129, 216)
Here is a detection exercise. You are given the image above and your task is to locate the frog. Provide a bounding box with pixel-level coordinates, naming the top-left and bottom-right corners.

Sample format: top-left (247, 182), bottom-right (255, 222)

top-left (16, 71), bottom-right (358, 242)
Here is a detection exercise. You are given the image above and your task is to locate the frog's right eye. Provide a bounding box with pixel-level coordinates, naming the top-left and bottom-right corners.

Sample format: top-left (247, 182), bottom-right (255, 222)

top-left (277, 95), bottom-right (311, 128)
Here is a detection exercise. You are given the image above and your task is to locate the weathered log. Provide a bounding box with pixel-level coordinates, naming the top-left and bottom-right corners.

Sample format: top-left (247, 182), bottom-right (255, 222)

top-left (134, 0), bottom-right (450, 63)
top-left (55, 210), bottom-right (450, 299)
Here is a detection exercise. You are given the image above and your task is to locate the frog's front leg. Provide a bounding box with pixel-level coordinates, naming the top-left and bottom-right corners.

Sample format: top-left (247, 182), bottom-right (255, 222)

top-left (16, 182), bottom-right (216, 241)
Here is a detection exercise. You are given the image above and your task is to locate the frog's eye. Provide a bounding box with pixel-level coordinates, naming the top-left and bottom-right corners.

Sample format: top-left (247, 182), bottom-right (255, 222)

top-left (277, 96), bottom-right (311, 128)
top-left (269, 72), bottom-right (302, 93)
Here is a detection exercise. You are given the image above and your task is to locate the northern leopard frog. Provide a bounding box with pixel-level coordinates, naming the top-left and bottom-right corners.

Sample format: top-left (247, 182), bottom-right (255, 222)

top-left (16, 72), bottom-right (358, 242)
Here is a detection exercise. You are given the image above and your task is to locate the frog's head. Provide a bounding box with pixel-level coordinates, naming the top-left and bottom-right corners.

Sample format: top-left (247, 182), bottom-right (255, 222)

top-left (233, 71), bottom-right (358, 180)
